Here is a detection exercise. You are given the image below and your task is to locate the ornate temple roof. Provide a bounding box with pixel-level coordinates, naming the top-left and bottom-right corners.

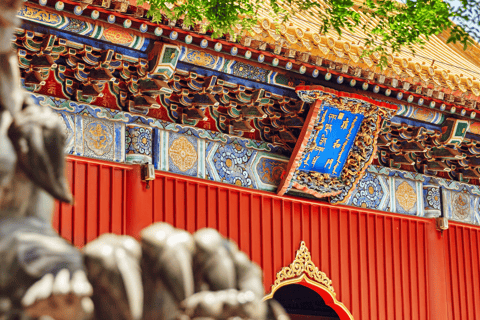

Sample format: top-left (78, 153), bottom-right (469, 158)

top-left (38, 0), bottom-right (478, 116)
top-left (247, 4), bottom-right (480, 97)
top-left (17, 0), bottom-right (480, 187)
top-left (129, 0), bottom-right (480, 98)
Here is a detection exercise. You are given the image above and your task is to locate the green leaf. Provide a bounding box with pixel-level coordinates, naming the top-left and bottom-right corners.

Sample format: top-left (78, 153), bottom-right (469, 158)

top-left (139, 0), bottom-right (478, 63)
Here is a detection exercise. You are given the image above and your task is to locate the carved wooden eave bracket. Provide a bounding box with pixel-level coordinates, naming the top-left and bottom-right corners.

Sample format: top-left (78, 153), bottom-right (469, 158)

top-left (277, 85), bottom-right (397, 203)
top-left (264, 241), bottom-right (354, 320)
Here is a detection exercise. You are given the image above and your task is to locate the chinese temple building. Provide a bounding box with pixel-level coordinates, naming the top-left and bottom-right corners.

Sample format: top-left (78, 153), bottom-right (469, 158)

top-left (15, 1), bottom-right (480, 319)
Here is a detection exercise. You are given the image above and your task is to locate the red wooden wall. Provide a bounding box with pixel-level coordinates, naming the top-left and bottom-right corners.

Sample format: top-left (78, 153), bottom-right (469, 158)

top-left (53, 157), bottom-right (480, 320)
top-left (54, 156), bottom-right (131, 247)
top-left (127, 170), bottom-right (433, 320)
top-left (444, 223), bottom-right (480, 320)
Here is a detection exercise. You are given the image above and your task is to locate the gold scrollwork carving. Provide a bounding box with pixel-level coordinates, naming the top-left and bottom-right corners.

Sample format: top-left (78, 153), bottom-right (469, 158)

top-left (18, 6), bottom-right (61, 25)
top-left (271, 241), bottom-right (334, 295)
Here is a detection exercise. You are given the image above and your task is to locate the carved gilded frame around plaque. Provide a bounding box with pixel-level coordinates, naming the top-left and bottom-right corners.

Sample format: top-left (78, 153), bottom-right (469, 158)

top-left (263, 241), bottom-right (354, 320)
top-left (278, 85), bottom-right (397, 203)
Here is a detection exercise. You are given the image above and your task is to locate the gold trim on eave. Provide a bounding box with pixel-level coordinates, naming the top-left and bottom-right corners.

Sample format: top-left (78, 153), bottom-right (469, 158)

top-left (263, 241), bottom-right (354, 320)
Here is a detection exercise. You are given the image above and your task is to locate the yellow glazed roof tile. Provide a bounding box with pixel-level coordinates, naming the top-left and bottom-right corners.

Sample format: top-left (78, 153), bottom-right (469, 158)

top-left (239, 1), bottom-right (480, 96)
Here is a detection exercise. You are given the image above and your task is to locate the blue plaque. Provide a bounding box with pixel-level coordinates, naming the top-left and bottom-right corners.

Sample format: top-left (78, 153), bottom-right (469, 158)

top-left (278, 85), bottom-right (396, 200)
top-left (297, 105), bottom-right (364, 177)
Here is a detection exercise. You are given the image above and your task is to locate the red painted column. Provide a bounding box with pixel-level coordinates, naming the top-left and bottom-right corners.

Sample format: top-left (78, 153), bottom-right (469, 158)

top-left (425, 219), bottom-right (449, 320)
top-left (125, 165), bottom-right (153, 238)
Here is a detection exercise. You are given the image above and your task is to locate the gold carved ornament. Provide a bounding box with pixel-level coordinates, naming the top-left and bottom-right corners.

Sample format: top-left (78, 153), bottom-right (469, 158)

top-left (19, 6), bottom-right (61, 24)
top-left (88, 123), bottom-right (108, 150)
top-left (452, 192), bottom-right (470, 220)
top-left (396, 181), bottom-right (417, 212)
top-left (264, 241), bottom-right (354, 320)
top-left (103, 27), bottom-right (134, 45)
top-left (272, 241), bottom-right (334, 294)
top-left (84, 121), bottom-right (113, 156)
top-left (169, 136), bottom-right (198, 172)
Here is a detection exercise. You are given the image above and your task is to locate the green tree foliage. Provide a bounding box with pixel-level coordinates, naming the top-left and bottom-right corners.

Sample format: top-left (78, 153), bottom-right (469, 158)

top-left (137, 0), bottom-right (480, 64)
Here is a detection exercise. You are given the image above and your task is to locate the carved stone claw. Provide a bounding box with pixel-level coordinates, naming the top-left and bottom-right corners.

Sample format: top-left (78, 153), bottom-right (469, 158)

top-left (22, 270), bottom-right (93, 320)
top-left (83, 234), bottom-right (143, 320)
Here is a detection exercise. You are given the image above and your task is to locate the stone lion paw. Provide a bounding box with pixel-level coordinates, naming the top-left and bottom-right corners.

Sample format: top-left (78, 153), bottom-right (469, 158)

top-left (22, 269), bottom-right (93, 320)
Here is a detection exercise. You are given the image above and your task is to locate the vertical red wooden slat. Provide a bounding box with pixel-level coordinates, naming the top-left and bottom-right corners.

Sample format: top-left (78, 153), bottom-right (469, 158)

top-left (110, 168), bottom-right (123, 235)
top-left (61, 160), bottom-right (74, 242)
top-left (449, 227), bottom-right (461, 320)
top-left (164, 178), bottom-right (175, 225)
top-left (471, 231), bottom-right (480, 318)
top-left (366, 214), bottom-right (377, 320)
top-left (250, 194), bottom-right (261, 267)
top-left (207, 186), bottom-right (217, 229)
top-left (73, 162), bottom-right (86, 247)
top-left (408, 221), bottom-right (418, 320)
top-left (347, 211), bottom-right (360, 319)
top-left (122, 169), bottom-right (127, 235)
top-left (400, 220), bottom-right (410, 320)
top-left (464, 228), bottom-right (474, 320)
top-left (445, 226), bottom-right (454, 319)
top-left (238, 192), bottom-right (250, 256)
top-left (417, 223), bottom-right (426, 320)
top-left (338, 209), bottom-right (350, 311)
top-left (217, 188), bottom-right (228, 236)
top-left (282, 201), bottom-right (292, 267)
top-left (228, 190), bottom-right (239, 244)
top-left (153, 176), bottom-right (163, 223)
top-left (86, 163), bottom-right (99, 241)
top-left (301, 204), bottom-right (310, 249)
top-left (330, 208), bottom-right (340, 304)
top-left (384, 217), bottom-right (395, 320)
top-left (272, 198), bottom-right (282, 285)
top-left (320, 207), bottom-right (330, 276)
top-left (110, 167), bottom-right (115, 233)
top-left (457, 227), bottom-right (467, 320)
top-left (375, 216), bottom-right (386, 320)
top-left (459, 228), bottom-right (469, 320)
top-left (185, 182), bottom-right (197, 234)
top-left (310, 206), bottom-right (320, 269)
top-left (174, 180), bottom-right (186, 230)
top-left (425, 217), bottom-right (449, 320)
top-left (197, 184), bottom-right (207, 229)
top-left (261, 195), bottom-right (272, 288)
top-left (292, 203), bottom-right (302, 258)
top-left (358, 212), bottom-right (368, 320)
top-left (98, 166), bottom-right (112, 235)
